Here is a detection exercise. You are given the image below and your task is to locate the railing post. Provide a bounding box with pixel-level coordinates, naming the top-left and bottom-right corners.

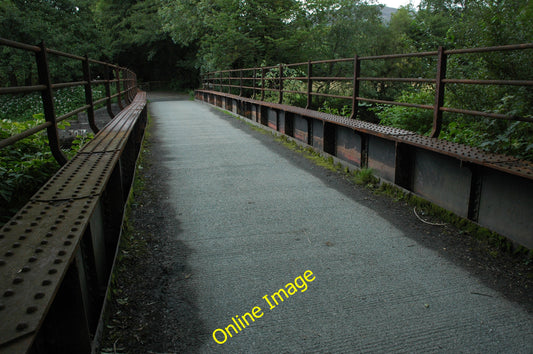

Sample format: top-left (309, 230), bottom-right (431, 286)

top-left (122, 69), bottom-right (130, 104)
top-left (104, 65), bottom-right (115, 119)
top-left (278, 63), bottom-right (283, 104)
top-left (127, 71), bottom-right (132, 102)
top-left (131, 71), bottom-right (137, 99)
top-left (431, 46), bottom-right (447, 138)
top-left (239, 70), bottom-right (243, 96)
top-left (115, 68), bottom-right (124, 110)
top-left (35, 41), bottom-right (67, 165)
top-left (82, 55), bottom-right (98, 133)
top-left (350, 55), bottom-right (360, 119)
top-left (306, 60), bottom-right (312, 109)
top-left (261, 67), bottom-right (265, 101)
top-left (252, 68), bottom-right (256, 99)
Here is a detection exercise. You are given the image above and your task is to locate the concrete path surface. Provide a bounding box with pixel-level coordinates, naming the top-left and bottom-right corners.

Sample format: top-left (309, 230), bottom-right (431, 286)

top-left (146, 92), bottom-right (532, 353)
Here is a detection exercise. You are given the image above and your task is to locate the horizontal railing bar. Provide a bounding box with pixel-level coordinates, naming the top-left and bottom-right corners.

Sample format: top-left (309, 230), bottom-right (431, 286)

top-left (93, 97), bottom-right (109, 106)
top-left (0, 121), bottom-right (52, 149)
top-left (204, 44), bottom-right (533, 79)
top-left (358, 77), bottom-right (436, 83)
top-left (440, 107), bottom-right (533, 122)
top-left (87, 58), bottom-right (119, 68)
top-left (56, 105), bottom-right (91, 122)
top-left (310, 58), bottom-right (354, 65)
top-left (0, 85), bottom-right (46, 94)
top-left (284, 76), bottom-right (308, 81)
top-left (310, 76), bottom-right (353, 81)
top-left (46, 48), bottom-right (85, 61)
top-left (285, 61), bottom-right (309, 67)
top-left (360, 51), bottom-right (438, 60)
top-left (357, 97), bottom-right (434, 110)
top-left (91, 79), bottom-right (110, 85)
top-left (261, 64), bottom-right (280, 70)
top-left (442, 78), bottom-right (533, 86)
top-left (0, 38), bottom-right (41, 52)
top-left (51, 81), bottom-right (87, 89)
top-left (445, 43), bottom-right (533, 55)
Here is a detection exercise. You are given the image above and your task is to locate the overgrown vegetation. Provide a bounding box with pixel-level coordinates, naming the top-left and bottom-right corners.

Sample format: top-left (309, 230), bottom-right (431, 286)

top-left (0, 86), bottom-right (111, 122)
top-left (0, 87), bottom-right (100, 225)
top-left (0, 116), bottom-right (59, 224)
top-left (1, 0), bottom-right (532, 221)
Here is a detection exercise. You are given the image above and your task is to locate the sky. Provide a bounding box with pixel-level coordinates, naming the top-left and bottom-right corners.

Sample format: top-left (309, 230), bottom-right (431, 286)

top-left (379, 0), bottom-right (420, 8)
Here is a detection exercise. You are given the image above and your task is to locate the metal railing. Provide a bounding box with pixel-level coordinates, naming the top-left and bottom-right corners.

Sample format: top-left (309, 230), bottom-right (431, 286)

top-left (0, 38), bottom-right (146, 353)
top-left (0, 38), bottom-right (138, 165)
top-left (202, 43), bottom-right (533, 138)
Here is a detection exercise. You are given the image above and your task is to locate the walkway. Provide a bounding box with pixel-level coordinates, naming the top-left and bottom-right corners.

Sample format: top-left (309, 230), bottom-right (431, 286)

top-left (129, 93), bottom-right (532, 352)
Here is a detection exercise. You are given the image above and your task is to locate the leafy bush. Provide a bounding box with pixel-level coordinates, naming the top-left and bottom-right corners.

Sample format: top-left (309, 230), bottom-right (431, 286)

top-left (0, 115), bottom-right (60, 224)
top-left (0, 86), bottom-right (109, 122)
top-left (372, 88), bottom-right (435, 135)
top-left (372, 87), bottom-right (533, 161)
top-left (0, 85), bottom-right (105, 225)
top-left (318, 101), bottom-right (351, 117)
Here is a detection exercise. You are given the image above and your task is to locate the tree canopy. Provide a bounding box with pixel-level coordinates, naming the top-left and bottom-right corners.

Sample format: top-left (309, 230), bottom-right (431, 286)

top-left (2, 0), bottom-right (531, 84)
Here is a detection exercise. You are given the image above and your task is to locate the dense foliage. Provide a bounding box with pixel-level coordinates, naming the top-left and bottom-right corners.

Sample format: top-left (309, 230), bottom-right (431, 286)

top-left (0, 86), bottom-right (100, 224)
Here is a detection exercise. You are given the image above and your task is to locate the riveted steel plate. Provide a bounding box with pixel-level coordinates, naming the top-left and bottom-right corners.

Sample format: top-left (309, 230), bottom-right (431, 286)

top-left (32, 152), bottom-right (120, 201)
top-left (396, 135), bottom-right (533, 179)
top-left (0, 198), bottom-right (97, 346)
top-left (397, 135), bottom-right (515, 162)
top-left (81, 96), bottom-right (146, 154)
top-left (487, 159), bottom-right (533, 179)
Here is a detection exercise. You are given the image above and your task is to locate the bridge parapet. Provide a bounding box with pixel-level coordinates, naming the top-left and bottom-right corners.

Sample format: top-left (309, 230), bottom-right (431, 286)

top-left (0, 39), bottom-right (147, 353)
top-left (202, 43), bottom-right (533, 138)
top-left (198, 43), bottom-right (533, 249)
top-left (196, 89), bottom-right (533, 250)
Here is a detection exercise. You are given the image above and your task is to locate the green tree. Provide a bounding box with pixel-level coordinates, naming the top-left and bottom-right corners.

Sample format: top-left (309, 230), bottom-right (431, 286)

top-left (300, 0), bottom-right (387, 59)
top-left (160, 0), bottom-right (303, 71)
top-left (1, 0), bottom-right (104, 84)
top-left (377, 0), bottom-right (533, 160)
top-left (94, 0), bottom-right (199, 87)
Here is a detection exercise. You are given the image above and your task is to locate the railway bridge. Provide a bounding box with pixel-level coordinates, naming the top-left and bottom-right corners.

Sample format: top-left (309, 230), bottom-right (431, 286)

top-left (0, 39), bottom-right (532, 352)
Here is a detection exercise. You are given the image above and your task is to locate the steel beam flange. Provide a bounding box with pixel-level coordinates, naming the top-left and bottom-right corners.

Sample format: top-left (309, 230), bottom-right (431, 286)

top-left (80, 96), bottom-right (146, 154)
top-left (0, 198), bottom-right (97, 347)
top-left (31, 151), bottom-right (120, 201)
top-left (487, 160), bottom-right (533, 179)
